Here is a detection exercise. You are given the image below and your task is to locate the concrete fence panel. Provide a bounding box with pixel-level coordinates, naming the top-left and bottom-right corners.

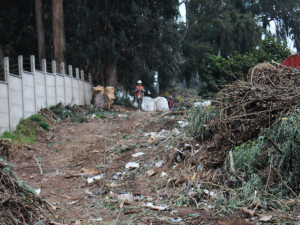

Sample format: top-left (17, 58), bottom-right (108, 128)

top-left (0, 82), bottom-right (9, 134)
top-left (79, 81), bottom-right (85, 105)
top-left (0, 56), bottom-right (93, 135)
top-left (46, 73), bottom-right (56, 107)
top-left (23, 71), bottom-right (36, 118)
top-left (56, 75), bottom-right (65, 104)
top-left (84, 82), bottom-right (92, 105)
top-left (35, 70), bottom-right (47, 111)
top-left (65, 76), bottom-right (73, 104)
top-left (8, 75), bottom-right (23, 130)
top-left (73, 80), bottom-right (80, 105)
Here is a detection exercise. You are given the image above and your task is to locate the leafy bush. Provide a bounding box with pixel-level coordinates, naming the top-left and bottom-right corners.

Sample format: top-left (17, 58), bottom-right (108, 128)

top-left (188, 105), bottom-right (220, 141)
top-left (114, 93), bottom-right (133, 108)
top-left (1, 119), bottom-right (36, 144)
top-left (226, 112), bottom-right (300, 195)
top-left (27, 114), bottom-right (43, 123)
top-left (37, 121), bottom-right (49, 130)
top-left (199, 36), bottom-right (291, 94)
top-left (174, 95), bottom-right (184, 102)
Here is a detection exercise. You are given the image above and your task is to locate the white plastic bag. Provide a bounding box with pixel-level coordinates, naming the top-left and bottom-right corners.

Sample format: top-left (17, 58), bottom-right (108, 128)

top-left (154, 97), bottom-right (169, 111)
top-left (142, 97), bottom-right (156, 111)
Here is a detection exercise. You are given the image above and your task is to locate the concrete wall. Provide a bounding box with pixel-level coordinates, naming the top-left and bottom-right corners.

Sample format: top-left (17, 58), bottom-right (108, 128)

top-left (23, 71), bottom-right (36, 118)
top-left (0, 82), bottom-right (9, 134)
top-left (0, 56), bottom-right (93, 135)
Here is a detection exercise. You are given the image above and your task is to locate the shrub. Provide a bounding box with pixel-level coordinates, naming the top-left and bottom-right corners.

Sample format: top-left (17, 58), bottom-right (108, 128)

top-left (37, 121), bottom-right (49, 130)
top-left (161, 91), bottom-right (170, 99)
top-left (27, 114), bottom-right (43, 123)
top-left (174, 96), bottom-right (184, 102)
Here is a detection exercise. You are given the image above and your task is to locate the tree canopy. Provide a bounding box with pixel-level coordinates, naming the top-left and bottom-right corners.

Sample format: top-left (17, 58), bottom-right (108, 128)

top-left (0, 0), bottom-right (299, 92)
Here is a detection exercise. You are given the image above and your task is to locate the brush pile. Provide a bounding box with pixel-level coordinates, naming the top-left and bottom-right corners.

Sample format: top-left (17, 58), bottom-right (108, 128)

top-left (0, 142), bottom-right (49, 224)
top-left (192, 62), bottom-right (300, 166)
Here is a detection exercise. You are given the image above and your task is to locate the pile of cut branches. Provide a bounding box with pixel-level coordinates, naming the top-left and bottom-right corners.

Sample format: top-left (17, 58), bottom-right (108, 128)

top-left (0, 142), bottom-right (50, 224)
top-left (191, 62), bottom-right (300, 167)
top-left (0, 163), bottom-right (50, 224)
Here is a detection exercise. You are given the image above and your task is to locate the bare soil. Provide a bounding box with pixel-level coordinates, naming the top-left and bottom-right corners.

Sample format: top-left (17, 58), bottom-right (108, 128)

top-left (10, 111), bottom-right (254, 225)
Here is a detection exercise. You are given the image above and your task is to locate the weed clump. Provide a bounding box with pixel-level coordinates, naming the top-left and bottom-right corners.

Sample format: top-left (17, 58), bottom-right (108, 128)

top-left (49, 102), bottom-right (115, 123)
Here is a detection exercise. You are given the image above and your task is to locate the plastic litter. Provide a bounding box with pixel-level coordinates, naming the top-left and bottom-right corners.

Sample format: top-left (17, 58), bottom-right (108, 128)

top-left (193, 100), bottom-right (211, 107)
top-left (160, 172), bottom-right (168, 177)
top-left (125, 162), bottom-right (140, 169)
top-left (177, 121), bottom-right (189, 128)
top-left (146, 170), bottom-right (156, 177)
top-left (90, 218), bottom-right (103, 222)
top-left (132, 152), bottom-right (145, 157)
top-left (170, 218), bottom-right (183, 222)
top-left (155, 160), bottom-right (164, 167)
top-left (117, 192), bottom-right (134, 204)
top-left (203, 189), bottom-right (217, 197)
top-left (87, 174), bottom-right (104, 184)
top-left (35, 188), bottom-right (41, 196)
top-left (144, 202), bottom-right (168, 211)
top-left (112, 172), bottom-right (125, 180)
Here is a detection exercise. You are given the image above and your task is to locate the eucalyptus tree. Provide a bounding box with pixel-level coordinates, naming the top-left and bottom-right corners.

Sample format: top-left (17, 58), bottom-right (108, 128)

top-left (63, 0), bottom-right (182, 90)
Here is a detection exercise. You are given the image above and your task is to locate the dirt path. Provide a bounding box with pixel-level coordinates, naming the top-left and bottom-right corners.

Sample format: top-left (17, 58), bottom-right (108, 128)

top-left (11, 111), bottom-right (253, 225)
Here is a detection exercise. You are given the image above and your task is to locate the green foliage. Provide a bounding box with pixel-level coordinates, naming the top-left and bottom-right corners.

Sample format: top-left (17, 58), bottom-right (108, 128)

top-left (28, 115), bottom-right (43, 123)
top-left (50, 103), bottom-right (115, 123)
top-left (28, 114), bottom-right (49, 130)
top-left (37, 121), bottom-right (49, 130)
top-left (161, 92), bottom-right (170, 99)
top-left (198, 36), bottom-right (291, 94)
top-left (174, 96), bottom-right (184, 103)
top-left (114, 92), bottom-right (133, 108)
top-left (225, 112), bottom-right (300, 195)
top-left (188, 105), bottom-right (220, 141)
top-left (1, 119), bottom-right (36, 144)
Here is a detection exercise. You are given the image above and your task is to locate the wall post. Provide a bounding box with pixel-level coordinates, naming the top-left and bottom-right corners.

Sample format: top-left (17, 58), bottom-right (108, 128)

top-left (76, 68), bottom-right (80, 104)
top-left (4, 57), bottom-right (9, 82)
top-left (69, 65), bottom-right (74, 103)
top-left (4, 57), bottom-right (11, 131)
top-left (61, 62), bottom-right (66, 105)
top-left (30, 55), bottom-right (37, 113)
top-left (42, 59), bottom-right (48, 107)
top-left (81, 70), bottom-right (85, 105)
top-left (19, 55), bottom-right (25, 118)
top-left (52, 60), bottom-right (57, 104)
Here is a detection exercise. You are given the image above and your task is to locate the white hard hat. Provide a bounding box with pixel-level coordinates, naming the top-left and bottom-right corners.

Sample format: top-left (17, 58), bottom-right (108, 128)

top-left (137, 80), bottom-right (142, 83)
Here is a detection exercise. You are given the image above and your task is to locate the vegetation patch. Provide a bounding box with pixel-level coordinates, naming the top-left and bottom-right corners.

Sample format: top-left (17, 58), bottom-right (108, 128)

top-left (1, 114), bottom-right (50, 144)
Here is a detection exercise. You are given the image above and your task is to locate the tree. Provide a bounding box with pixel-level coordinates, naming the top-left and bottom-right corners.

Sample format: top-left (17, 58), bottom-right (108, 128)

top-left (52, 0), bottom-right (65, 72)
top-left (63, 0), bottom-right (181, 90)
top-left (35, 0), bottom-right (46, 69)
top-left (198, 36), bottom-right (291, 94)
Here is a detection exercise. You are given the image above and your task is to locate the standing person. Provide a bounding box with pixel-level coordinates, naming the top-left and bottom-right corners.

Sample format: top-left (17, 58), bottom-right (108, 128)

top-left (135, 80), bottom-right (145, 110)
top-left (168, 96), bottom-right (174, 110)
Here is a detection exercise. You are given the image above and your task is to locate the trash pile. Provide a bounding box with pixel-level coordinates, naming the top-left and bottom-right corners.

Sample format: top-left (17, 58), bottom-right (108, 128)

top-left (0, 151), bottom-right (49, 224)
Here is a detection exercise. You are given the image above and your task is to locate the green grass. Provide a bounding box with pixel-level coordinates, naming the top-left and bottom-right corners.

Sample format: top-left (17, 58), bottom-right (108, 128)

top-left (0, 115), bottom-right (50, 144)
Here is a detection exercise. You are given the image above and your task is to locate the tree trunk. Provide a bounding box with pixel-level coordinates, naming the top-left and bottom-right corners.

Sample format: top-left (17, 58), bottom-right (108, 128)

top-left (52, 0), bottom-right (65, 73)
top-left (105, 49), bottom-right (117, 87)
top-left (182, 0), bottom-right (189, 39)
top-left (35, 0), bottom-right (46, 70)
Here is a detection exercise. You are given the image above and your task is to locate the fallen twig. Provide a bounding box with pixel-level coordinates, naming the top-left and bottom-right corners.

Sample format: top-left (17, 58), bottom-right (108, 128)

top-left (34, 155), bottom-right (43, 175)
top-left (51, 191), bottom-right (79, 200)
